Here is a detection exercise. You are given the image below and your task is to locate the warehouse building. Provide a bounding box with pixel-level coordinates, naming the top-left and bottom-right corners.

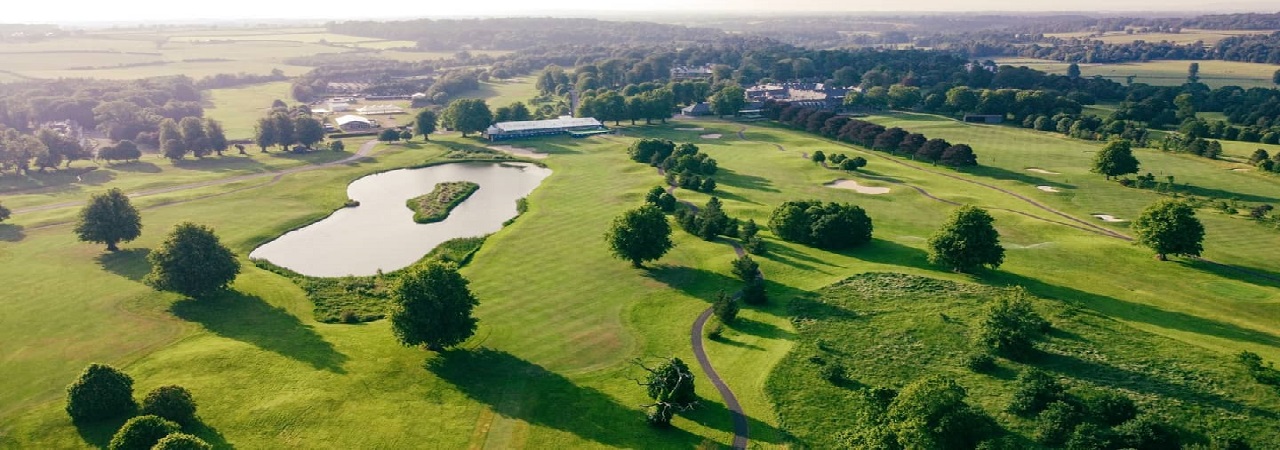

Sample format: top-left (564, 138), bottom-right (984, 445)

top-left (484, 116), bottom-right (605, 141)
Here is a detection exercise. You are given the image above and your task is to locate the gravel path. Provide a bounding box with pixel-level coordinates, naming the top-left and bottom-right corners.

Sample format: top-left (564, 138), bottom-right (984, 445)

top-left (13, 140), bottom-right (379, 215)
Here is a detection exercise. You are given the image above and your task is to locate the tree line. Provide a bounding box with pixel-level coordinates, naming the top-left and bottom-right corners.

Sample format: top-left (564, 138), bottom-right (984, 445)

top-left (761, 104), bottom-right (980, 168)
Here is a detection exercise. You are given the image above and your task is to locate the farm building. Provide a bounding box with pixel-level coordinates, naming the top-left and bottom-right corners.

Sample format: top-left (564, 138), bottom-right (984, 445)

top-left (963, 114), bottom-right (1005, 124)
top-left (335, 115), bottom-right (375, 130)
top-left (681, 102), bottom-right (713, 116)
top-left (357, 105), bottom-right (405, 115)
top-left (484, 116), bottom-right (605, 141)
top-left (670, 65), bottom-right (714, 80)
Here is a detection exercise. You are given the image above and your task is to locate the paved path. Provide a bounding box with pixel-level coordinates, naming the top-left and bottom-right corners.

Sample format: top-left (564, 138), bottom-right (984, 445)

top-left (13, 140), bottom-right (379, 215)
top-left (659, 168), bottom-right (751, 449)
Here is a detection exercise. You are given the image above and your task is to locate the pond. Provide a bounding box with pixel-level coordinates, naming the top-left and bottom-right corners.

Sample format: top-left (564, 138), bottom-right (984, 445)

top-left (250, 162), bottom-right (552, 277)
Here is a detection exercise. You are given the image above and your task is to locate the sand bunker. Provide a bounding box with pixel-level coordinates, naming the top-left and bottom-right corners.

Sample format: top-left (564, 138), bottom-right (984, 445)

top-left (1093, 214), bottom-right (1126, 223)
top-left (1037, 186), bottom-right (1061, 193)
top-left (488, 145), bottom-right (548, 160)
top-left (700, 134), bottom-right (723, 139)
top-left (675, 127), bottom-right (706, 131)
top-left (825, 179), bottom-right (890, 194)
top-left (1026, 167), bottom-right (1060, 175)
top-left (1231, 168), bottom-right (1251, 172)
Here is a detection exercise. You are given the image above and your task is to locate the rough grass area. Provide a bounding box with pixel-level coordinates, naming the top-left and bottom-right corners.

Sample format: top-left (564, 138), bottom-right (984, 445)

top-left (407, 181), bottom-right (480, 224)
top-left (767, 272), bottom-right (1280, 448)
top-left (252, 236), bottom-right (488, 323)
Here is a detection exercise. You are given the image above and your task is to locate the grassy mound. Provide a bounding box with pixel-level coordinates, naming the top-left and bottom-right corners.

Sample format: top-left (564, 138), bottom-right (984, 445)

top-left (253, 236), bottom-right (487, 323)
top-left (767, 272), bottom-right (1280, 448)
top-left (407, 181), bottom-right (480, 224)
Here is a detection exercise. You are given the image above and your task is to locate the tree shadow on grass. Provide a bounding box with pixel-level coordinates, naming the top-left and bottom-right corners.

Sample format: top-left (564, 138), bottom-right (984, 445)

top-left (171, 292), bottom-right (347, 373)
top-left (705, 188), bottom-right (762, 205)
top-left (730, 316), bottom-right (796, 340)
top-left (1175, 183), bottom-right (1280, 204)
top-left (0, 223), bottom-right (25, 242)
top-left (709, 333), bottom-right (766, 351)
top-left (74, 415), bottom-right (130, 449)
top-left (962, 165), bottom-right (1070, 189)
top-left (682, 393), bottom-right (789, 446)
top-left (1180, 259), bottom-right (1280, 289)
top-left (96, 248), bottom-right (150, 282)
top-left (427, 348), bottom-right (704, 448)
top-left (1037, 350), bottom-right (1278, 420)
top-left (715, 167), bottom-right (779, 193)
top-left (171, 156), bottom-right (269, 173)
top-left (109, 161), bottom-right (161, 173)
top-left (187, 418), bottom-right (235, 449)
top-left (843, 238), bottom-right (934, 271)
top-left (985, 271), bottom-right (1280, 348)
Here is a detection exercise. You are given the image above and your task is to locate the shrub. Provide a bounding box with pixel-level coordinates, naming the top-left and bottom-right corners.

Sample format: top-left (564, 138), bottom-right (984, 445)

top-left (108, 415), bottom-right (180, 450)
top-left (1113, 415), bottom-right (1181, 450)
top-left (741, 278), bottom-right (767, 305)
top-left (66, 363), bottom-right (136, 422)
top-left (818, 362), bottom-right (847, 384)
top-left (1079, 389), bottom-right (1137, 427)
top-left (339, 310), bottom-right (360, 323)
top-left (140, 385), bottom-right (197, 426)
top-left (962, 352), bottom-right (997, 373)
top-left (1008, 369), bottom-right (1065, 416)
top-left (744, 236), bottom-right (766, 255)
top-left (973, 293), bottom-right (1048, 359)
top-left (1066, 422), bottom-right (1116, 450)
top-left (152, 433), bottom-right (213, 450)
top-left (1036, 401), bottom-right (1083, 446)
top-left (712, 291), bottom-right (740, 324)
top-left (768, 200), bottom-right (873, 249)
top-left (705, 317), bottom-right (724, 341)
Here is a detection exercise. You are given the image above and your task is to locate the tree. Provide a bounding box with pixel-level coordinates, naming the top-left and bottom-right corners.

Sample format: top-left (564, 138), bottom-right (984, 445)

top-left (178, 117), bottom-right (209, 157)
top-left (101, 140), bottom-right (141, 163)
top-left (710, 85), bottom-right (746, 117)
top-left (927, 205), bottom-right (1004, 272)
top-left (330, 140), bottom-right (346, 152)
top-left (945, 86), bottom-right (979, 113)
top-left (204, 119), bottom-right (228, 156)
top-left (415, 109), bottom-right (438, 140)
top-left (810, 150), bottom-right (826, 164)
top-left (400, 129), bottom-right (414, 141)
top-left (0, 202), bottom-right (9, 222)
top-left (840, 156), bottom-right (868, 171)
top-left (941, 144), bottom-right (978, 167)
top-left (768, 200), bottom-right (873, 250)
top-left (975, 293), bottom-right (1048, 360)
top-left (144, 222), bottom-right (240, 298)
top-left (1091, 139), bottom-right (1140, 180)
top-left (152, 433), bottom-right (213, 450)
top-left (1273, 69), bottom-right (1280, 85)
top-left (140, 385), bottom-right (197, 426)
top-left (253, 117), bottom-right (276, 152)
top-left (441, 98), bottom-right (493, 137)
top-left (75, 188), bottom-right (142, 252)
top-left (731, 253), bottom-right (760, 282)
top-left (1187, 62), bottom-right (1200, 84)
top-left (887, 85), bottom-right (922, 110)
top-left (294, 116), bottom-right (325, 149)
top-left (712, 291), bottom-right (740, 324)
top-left (1133, 199), bottom-right (1205, 261)
top-left (605, 205), bottom-right (674, 267)
top-left (66, 363), bottom-right (136, 422)
top-left (159, 119), bottom-right (185, 160)
top-left (378, 128), bottom-right (401, 142)
top-left (270, 112), bottom-right (295, 149)
top-left (887, 376), bottom-right (991, 450)
top-left (635, 357), bottom-right (697, 426)
top-left (108, 415), bottom-right (179, 450)
top-left (1067, 63), bottom-right (1082, 79)
top-left (389, 261), bottom-right (479, 351)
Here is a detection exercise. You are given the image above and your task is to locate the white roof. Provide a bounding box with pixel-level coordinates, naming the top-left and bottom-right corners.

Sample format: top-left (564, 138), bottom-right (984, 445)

top-left (357, 105), bottom-right (405, 115)
top-left (335, 115), bottom-right (372, 126)
top-left (490, 117), bottom-right (602, 133)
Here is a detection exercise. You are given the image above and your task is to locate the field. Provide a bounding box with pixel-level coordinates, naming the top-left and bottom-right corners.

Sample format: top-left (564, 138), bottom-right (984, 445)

top-left (0, 27), bottom-right (504, 81)
top-left (203, 82), bottom-right (296, 140)
top-left (3, 75), bottom-right (1280, 449)
top-left (994, 58), bottom-right (1280, 89)
top-left (1045, 29), bottom-right (1278, 45)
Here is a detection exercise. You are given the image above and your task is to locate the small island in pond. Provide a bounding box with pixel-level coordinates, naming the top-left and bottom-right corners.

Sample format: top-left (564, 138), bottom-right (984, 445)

top-left (406, 181), bottom-right (480, 223)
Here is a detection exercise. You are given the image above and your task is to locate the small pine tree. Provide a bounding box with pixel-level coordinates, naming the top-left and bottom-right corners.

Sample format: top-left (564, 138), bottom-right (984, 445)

top-left (712, 291), bottom-right (740, 324)
top-left (731, 254), bottom-right (759, 282)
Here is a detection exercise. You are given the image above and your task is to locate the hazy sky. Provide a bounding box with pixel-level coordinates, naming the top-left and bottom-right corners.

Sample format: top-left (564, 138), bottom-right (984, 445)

top-left (5, 1), bottom-right (1275, 24)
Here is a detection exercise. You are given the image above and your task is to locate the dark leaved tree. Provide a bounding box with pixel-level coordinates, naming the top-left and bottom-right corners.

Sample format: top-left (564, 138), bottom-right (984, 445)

top-left (1092, 139), bottom-right (1140, 180)
top-left (1133, 199), bottom-right (1205, 261)
top-left (66, 363), bottom-right (136, 422)
top-left (415, 109), bottom-right (438, 140)
top-left (605, 205), bottom-right (673, 267)
top-left (75, 188), bottom-right (142, 252)
top-left (140, 385), bottom-right (197, 426)
top-left (927, 205), bottom-right (1004, 272)
top-left (108, 415), bottom-right (179, 450)
top-left (144, 222), bottom-right (240, 298)
top-left (389, 261), bottom-right (479, 351)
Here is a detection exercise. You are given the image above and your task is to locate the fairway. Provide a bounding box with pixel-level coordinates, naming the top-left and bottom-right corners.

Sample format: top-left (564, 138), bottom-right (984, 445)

top-left (995, 58), bottom-right (1280, 88)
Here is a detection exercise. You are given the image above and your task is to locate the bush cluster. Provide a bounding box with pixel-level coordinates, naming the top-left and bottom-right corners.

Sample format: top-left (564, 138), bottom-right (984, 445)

top-left (768, 200), bottom-right (873, 250)
top-left (66, 364), bottom-right (211, 450)
top-left (675, 197), bottom-right (737, 241)
top-left (761, 105), bottom-right (980, 167)
top-left (629, 139), bottom-right (719, 193)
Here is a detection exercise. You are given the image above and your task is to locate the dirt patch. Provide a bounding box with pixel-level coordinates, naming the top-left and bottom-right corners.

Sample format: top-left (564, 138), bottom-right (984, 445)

top-left (1037, 186), bottom-right (1061, 193)
top-left (1092, 214), bottom-right (1126, 223)
top-left (700, 134), bottom-right (723, 139)
top-left (488, 145), bottom-right (547, 160)
top-left (675, 127), bottom-right (706, 131)
top-left (825, 179), bottom-right (890, 194)
top-left (1231, 168), bottom-right (1251, 172)
top-left (1026, 167), bottom-right (1060, 175)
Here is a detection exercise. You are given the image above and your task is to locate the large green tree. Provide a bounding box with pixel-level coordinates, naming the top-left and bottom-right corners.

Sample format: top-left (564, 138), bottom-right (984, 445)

top-left (710, 84), bottom-right (746, 117)
top-left (144, 222), bottom-right (240, 298)
top-left (441, 98), bottom-right (493, 137)
top-left (927, 205), bottom-right (1005, 272)
top-left (886, 376), bottom-right (991, 449)
top-left (415, 109), bottom-right (438, 140)
top-left (178, 117), bottom-right (209, 157)
top-left (0, 201), bottom-right (10, 222)
top-left (389, 261), bottom-right (479, 351)
top-left (605, 205), bottom-right (674, 267)
top-left (768, 200), bottom-right (873, 250)
top-left (1091, 139), bottom-right (1140, 180)
top-left (75, 188), bottom-right (142, 251)
top-left (66, 363), bottom-right (136, 422)
top-left (1132, 199), bottom-right (1205, 261)
top-left (294, 116), bottom-right (325, 149)
top-left (204, 118), bottom-right (229, 156)
top-left (152, 433), bottom-right (212, 450)
top-left (1273, 68), bottom-right (1280, 85)
top-left (158, 118), bottom-right (185, 160)
top-left (108, 415), bottom-right (179, 450)
top-left (635, 357), bottom-right (697, 426)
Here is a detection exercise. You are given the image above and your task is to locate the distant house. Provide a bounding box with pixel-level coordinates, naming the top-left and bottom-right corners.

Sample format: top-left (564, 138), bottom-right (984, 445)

top-left (484, 116), bottom-right (605, 141)
top-left (745, 83), bottom-right (851, 110)
top-left (335, 115), bottom-right (374, 130)
top-left (357, 105), bottom-right (405, 115)
top-left (681, 102), bottom-right (713, 116)
top-left (963, 114), bottom-right (1005, 124)
top-left (670, 65), bottom-right (714, 81)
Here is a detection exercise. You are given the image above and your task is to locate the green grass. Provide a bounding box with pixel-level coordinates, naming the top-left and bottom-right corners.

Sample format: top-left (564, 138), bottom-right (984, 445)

top-left (994, 58), bottom-right (1280, 89)
top-left (3, 112), bottom-right (1280, 448)
top-left (768, 272), bottom-right (1280, 448)
top-left (204, 82), bottom-right (295, 140)
top-left (407, 181), bottom-right (479, 224)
